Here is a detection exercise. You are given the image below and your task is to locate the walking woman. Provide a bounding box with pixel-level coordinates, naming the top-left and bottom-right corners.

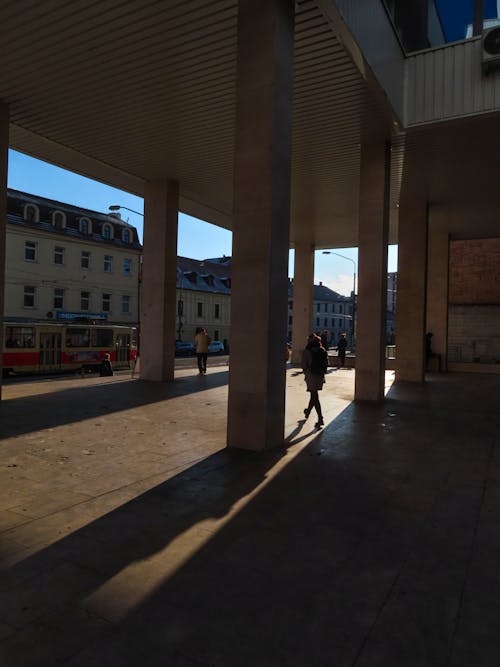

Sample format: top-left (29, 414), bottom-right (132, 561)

top-left (301, 334), bottom-right (328, 428)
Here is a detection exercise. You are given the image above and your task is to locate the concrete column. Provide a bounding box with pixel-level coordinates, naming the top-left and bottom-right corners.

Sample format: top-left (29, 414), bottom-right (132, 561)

top-left (291, 243), bottom-right (314, 364)
top-left (0, 102), bottom-right (9, 400)
top-left (140, 180), bottom-right (178, 382)
top-left (426, 219), bottom-right (449, 370)
top-left (228, 0), bottom-right (294, 450)
top-left (395, 193), bottom-right (428, 382)
top-left (355, 141), bottom-right (390, 402)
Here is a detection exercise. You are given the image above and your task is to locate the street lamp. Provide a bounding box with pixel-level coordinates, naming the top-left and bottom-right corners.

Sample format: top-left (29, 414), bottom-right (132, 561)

top-left (109, 204), bottom-right (144, 217)
top-left (322, 251), bottom-right (357, 351)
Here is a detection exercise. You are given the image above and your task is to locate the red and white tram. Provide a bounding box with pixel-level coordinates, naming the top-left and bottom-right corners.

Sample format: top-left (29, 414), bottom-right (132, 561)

top-left (2, 321), bottom-right (137, 376)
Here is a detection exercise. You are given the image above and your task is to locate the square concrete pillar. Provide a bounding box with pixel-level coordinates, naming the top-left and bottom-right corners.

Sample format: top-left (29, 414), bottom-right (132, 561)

top-left (291, 242), bottom-right (314, 364)
top-left (227, 0), bottom-right (294, 450)
top-left (395, 194), bottom-right (428, 382)
top-left (140, 180), bottom-right (178, 382)
top-left (0, 101), bottom-right (8, 400)
top-left (355, 141), bottom-right (390, 402)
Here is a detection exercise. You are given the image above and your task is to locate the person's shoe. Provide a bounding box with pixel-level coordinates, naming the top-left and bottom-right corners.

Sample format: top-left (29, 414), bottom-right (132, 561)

top-left (315, 418), bottom-right (324, 428)
top-left (304, 408), bottom-right (311, 419)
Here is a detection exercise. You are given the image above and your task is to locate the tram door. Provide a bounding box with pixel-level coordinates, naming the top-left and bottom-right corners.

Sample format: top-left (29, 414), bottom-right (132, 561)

top-left (39, 332), bottom-right (62, 371)
top-left (115, 333), bottom-right (131, 364)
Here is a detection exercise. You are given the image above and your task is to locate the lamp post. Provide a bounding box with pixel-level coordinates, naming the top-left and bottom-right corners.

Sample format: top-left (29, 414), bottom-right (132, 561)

top-left (322, 251), bottom-right (357, 351)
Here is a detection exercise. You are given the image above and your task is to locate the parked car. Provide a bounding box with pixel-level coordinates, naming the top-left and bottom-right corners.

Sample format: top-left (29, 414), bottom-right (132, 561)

top-left (175, 341), bottom-right (195, 356)
top-left (208, 340), bottom-right (225, 354)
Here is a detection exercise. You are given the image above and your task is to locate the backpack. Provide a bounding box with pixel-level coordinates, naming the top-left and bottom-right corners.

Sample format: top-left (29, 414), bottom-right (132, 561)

top-left (310, 347), bottom-right (328, 375)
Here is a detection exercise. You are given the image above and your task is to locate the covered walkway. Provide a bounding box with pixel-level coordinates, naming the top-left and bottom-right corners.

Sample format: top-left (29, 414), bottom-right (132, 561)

top-left (1, 368), bottom-right (499, 665)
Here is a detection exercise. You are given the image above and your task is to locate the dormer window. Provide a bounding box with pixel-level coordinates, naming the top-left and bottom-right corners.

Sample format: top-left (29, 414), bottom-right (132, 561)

top-left (184, 271), bottom-right (197, 284)
top-left (52, 211), bottom-right (66, 229)
top-left (24, 204), bottom-right (39, 223)
top-left (79, 217), bottom-right (92, 235)
top-left (202, 274), bottom-right (215, 286)
top-left (221, 277), bottom-right (231, 288)
top-left (102, 223), bottom-right (113, 240)
top-left (122, 229), bottom-right (131, 243)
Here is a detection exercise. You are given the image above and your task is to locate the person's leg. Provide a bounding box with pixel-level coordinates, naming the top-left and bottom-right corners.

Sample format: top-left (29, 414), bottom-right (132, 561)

top-left (304, 391), bottom-right (315, 418)
top-left (202, 353), bottom-right (208, 373)
top-left (197, 353), bottom-right (203, 373)
top-left (312, 391), bottom-right (323, 426)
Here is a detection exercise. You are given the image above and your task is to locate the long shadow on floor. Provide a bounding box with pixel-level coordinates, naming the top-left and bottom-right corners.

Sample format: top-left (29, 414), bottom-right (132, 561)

top-left (0, 370), bottom-right (229, 439)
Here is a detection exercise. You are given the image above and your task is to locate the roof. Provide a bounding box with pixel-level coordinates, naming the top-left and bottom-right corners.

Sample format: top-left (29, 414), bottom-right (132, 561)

top-left (7, 189), bottom-right (142, 250)
top-left (177, 256), bottom-right (232, 295)
top-left (288, 279), bottom-right (350, 302)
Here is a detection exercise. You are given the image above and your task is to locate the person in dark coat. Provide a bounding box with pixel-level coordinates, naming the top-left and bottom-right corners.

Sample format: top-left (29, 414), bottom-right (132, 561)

top-left (321, 329), bottom-right (329, 351)
top-left (336, 332), bottom-right (347, 367)
top-left (100, 353), bottom-right (114, 376)
top-left (301, 334), bottom-right (328, 428)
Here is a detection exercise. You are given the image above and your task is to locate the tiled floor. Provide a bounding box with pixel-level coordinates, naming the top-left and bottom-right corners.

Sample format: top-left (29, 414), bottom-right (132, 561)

top-left (0, 367), bottom-right (499, 666)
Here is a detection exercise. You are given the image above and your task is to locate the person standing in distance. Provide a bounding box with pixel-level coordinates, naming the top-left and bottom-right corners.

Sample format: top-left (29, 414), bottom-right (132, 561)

top-left (336, 332), bottom-right (347, 368)
top-left (301, 333), bottom-right (328, 429)
top-left (194, 326), bottom-right (211, 374)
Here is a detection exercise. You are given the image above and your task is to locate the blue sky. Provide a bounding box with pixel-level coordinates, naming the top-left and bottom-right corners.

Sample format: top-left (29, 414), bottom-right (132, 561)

top-left (8, 149), bottom-right (397, 296)
top-left (436, 0), bottom-right (499, 41)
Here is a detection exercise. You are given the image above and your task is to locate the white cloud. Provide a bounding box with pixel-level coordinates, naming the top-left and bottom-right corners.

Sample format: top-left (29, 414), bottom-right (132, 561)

top-left (319, 272), bottom-right (354, 297)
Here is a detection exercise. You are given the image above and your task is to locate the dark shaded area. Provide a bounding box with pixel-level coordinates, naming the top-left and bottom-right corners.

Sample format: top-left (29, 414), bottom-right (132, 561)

top-left (1, 374), bottom-right (499, 665)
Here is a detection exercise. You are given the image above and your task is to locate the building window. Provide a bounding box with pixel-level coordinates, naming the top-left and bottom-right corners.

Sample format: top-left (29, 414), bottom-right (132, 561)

top-left (24, 241), bottom-right (37, 261)
top-left (316, 317), bottom-right (320, 326)
top-left (53, 288), bottom-right (64, 309)
top-left (324, 303), bottom-right (328, 312)
top-left (123, 258), bottom-right (132, 275)
top-left (102, 223), bottom-right (113, 240)
top-left (79, 217), bottom-right (91, 235)
top-left (324, 318), bottom-right (328, 327)
top-left (54, 246), bottom-right (65, 265)
top-left (24, 285), bottom-right (36, 308)
top-left (81, 251), bottom-right (90, 269)
top-left (81, 291), bottom-right (90, 311)
top-left (288, 301), bottom-right (293, 309)
top-left (316, 303), bottom-right (320, 312)
top-left (214, 330), bottom-right (219, 340)
top-left (122, 295), bottom-right (131, 314)
top-left (289, 315), bottom-right (293, 325)
top-left (24, 204), bottom-right (39, 223)
top-left (197, 302), bottom-right (203, 317)
top-left (52, 211), bottom-right (66, 228)
top-left (123, 229), bottom-right (130, 243)
top-left (104, 255), bottom-right (113, 272)
top-left (102, 293), bottom-right (111, 312)
top-left (214, 303), bottom-right (220, 319)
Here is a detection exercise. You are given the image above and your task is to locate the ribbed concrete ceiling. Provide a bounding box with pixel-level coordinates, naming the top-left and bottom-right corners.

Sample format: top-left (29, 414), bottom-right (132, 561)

top-left (1, 0), bottom-right (395, 247)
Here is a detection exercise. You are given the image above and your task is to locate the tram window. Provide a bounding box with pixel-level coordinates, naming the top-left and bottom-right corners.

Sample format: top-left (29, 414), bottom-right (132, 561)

top-left (66, 328), bottom-right (89, 347)
top-left (91, 329), bottom-right (113, 347)
top-left (5, 326), bottom-right (35, 348)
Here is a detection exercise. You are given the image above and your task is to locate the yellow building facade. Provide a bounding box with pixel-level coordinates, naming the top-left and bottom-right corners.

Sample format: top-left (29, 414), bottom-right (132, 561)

top-left (5, 190), bottom-right (142, 325)
top-left (176, 257), bottom-right (231, 345)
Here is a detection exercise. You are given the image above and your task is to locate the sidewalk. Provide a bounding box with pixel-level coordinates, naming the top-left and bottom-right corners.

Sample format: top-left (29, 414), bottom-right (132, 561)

top-left (0, 367), bottom-right (499, 665)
